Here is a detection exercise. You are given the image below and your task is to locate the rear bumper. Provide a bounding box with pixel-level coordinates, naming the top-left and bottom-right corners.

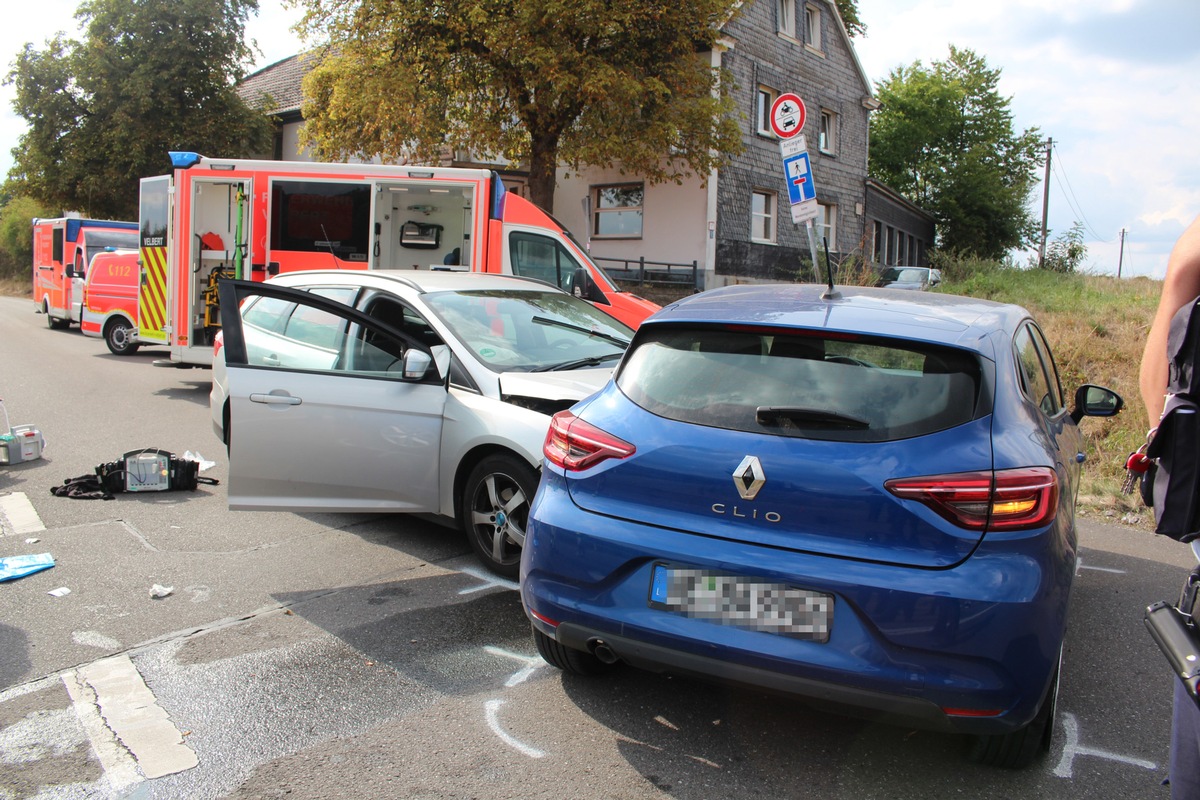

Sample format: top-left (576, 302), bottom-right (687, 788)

top-left (522, 477), bottom-right (1072, 736)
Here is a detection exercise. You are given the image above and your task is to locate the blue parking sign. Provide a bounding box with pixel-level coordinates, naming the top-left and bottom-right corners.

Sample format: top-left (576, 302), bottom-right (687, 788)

top-left (784, 152), bottom-right (816, 205)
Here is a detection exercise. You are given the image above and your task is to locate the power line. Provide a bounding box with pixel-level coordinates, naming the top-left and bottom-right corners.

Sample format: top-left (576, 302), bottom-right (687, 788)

top-left (1048, 141), bottom-right (1110, 242)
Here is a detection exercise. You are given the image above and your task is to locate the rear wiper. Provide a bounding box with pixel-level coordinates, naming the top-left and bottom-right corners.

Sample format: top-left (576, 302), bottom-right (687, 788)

top-left (530, 351), bottom-right (624, 373)
top-left (531, 316), bottom-right (630, 348)
top-left (756, 406), bottom-right (870, 430)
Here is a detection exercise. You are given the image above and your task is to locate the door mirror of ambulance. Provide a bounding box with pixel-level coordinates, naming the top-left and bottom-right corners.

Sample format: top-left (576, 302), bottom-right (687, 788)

top-left (1071, 384), bottom-right (1125, 423)
top-left (402, 349), bottom-right (434, 381)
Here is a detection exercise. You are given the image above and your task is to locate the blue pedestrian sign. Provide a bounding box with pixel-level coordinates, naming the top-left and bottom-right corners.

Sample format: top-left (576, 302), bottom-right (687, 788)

top-left (784, 151), bottom-right (816, 205)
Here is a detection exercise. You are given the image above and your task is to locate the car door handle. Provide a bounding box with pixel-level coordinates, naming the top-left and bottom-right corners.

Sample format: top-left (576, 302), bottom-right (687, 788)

top-left (249, 392), bottom-right (301, 406)
top-left (261, 354), bottom-right (281, 366)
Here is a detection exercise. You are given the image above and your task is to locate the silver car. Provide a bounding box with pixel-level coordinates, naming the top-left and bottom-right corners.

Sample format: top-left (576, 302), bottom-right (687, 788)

top-left (211, 271), bottom-right (632, 577)
top-left (877, 266), bottom-right (941, 291)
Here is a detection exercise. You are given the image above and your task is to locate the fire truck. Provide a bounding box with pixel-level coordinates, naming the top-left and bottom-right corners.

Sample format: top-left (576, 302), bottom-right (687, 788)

top-left (32, 217), bottom-right (138, 329)
top-left (139, 152), bottom-right (658, 367)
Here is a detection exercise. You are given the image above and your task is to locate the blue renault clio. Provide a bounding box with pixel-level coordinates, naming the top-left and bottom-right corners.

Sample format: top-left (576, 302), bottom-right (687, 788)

top-left (520, 283), bottom-right (1123, 768)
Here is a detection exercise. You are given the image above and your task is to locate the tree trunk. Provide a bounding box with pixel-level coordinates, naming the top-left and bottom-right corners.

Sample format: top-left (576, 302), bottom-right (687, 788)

top-left (526, 133), bottom-right (559, 214)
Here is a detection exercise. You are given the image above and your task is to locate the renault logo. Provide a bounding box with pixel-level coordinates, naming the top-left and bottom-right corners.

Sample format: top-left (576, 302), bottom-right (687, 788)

top-left (732, 456), bottom-right (766, 500)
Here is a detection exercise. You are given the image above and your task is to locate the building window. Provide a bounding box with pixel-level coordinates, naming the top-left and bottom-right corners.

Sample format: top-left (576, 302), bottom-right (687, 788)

top-left (804, 4), bottom-right (822, 52)
top-left (756, 85), bottom-right (778, 137)
top-left (752, 191), bottom-right (776, 243)
top-left (873, 221), bottom-right (883, 263)
top-left (816, 203), bottom-right (837, 249)
top-left (778, 0), bottom-right (796, 38)
top-left (909, 234), bottom-right (917, 265)
top-left (592, 184), bottom-right (644, 238)
top-left (818, 109), bottom-right (837, 154)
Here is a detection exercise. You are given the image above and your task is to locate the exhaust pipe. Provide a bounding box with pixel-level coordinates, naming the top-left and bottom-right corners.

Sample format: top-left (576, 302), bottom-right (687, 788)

top-left (587, 637), bottom-right (619, 665)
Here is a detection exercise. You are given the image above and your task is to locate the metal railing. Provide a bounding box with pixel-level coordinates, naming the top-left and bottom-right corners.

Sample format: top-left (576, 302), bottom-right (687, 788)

top-left (592, 255), bottom-right (700, 289)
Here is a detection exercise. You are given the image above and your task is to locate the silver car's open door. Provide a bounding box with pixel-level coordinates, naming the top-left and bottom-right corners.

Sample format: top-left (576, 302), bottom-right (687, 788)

top-left (216, 280), bottom-right (447, 513)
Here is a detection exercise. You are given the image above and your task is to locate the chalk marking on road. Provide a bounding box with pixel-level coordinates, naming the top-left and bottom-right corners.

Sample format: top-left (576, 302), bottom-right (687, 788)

top-left (185, 585), bottom-right (211, 604)
top-left (484, 645), bottom-right (545, 687)
top-left (485, 698), bottom-right (546, 758)
top-left (62, 669), bottom-right (143, 793)
top-left (76, 654), bottom-right (198, 779)
top-left (457, 566), bottom-right (519, 595)
top-left (1075, 556), bottom-right (1126, 576)
top-left (0, 492), bottom-right (45, 536)
top-left (1053, 712), bottom-right (1157, 778)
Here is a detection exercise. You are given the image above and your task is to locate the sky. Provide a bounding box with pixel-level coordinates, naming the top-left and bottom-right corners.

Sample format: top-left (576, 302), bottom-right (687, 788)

top-left (1, 0), bottom-right (1196, 278)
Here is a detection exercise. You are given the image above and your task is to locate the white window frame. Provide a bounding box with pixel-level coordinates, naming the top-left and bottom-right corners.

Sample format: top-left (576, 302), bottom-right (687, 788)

top-left (818, 109), bottom-right (837, 154)
top-left (752, 191), bottom-right (777, 244)
top-left (591, 183), bottom-right (644, 239)
top-left (817, 203), bottom-right (837, 250)
top-left (756, 85), bottom-right (778, 137)
top-left (804, 3), bottom-right (823, 53)
top-left (778, 0), bottom-right (797, 38)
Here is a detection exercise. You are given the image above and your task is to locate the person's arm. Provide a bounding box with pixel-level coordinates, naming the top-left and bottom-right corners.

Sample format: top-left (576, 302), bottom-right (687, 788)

top-left (1140, 216), bottom-right (1200, 427)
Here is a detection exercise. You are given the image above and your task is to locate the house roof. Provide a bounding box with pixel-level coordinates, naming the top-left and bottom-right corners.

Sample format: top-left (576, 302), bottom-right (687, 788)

top-left (237, 54), bottom-right (311, 117)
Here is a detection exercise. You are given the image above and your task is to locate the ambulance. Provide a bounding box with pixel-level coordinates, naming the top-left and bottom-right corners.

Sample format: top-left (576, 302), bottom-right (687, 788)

top-left (140, 152), bottom-right (658, 367)
top-left (80, 249), bottom-right (142, 355)
top-left (32, 218), bottom-right (139, 329)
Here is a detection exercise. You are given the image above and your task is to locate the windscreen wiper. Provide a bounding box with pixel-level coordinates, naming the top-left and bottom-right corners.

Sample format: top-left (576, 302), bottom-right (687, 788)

top-left (756, 406), bottom-right (870, 430)
top-left (529, 351), bottom-right (624, 373)
top-left (531, 316), bottom-right (630, 348)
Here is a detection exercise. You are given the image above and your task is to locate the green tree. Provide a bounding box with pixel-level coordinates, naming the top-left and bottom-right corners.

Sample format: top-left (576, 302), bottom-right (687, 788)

top-left (835, 0), bottom-right (865, 38)
top-left (5, 0), bottom-right (273, 220)
top-left (295, 0), bottom-right (744, 212)
top-left (0, 196), bottom-right (55, 279)
top-left (868, 47), bottom-right (1044, 259)
top-left (1042, 221), bottom-right (1087, 273)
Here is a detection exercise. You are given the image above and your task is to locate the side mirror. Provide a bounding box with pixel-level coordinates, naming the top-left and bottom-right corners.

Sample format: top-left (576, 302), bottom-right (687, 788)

top-left (1071, 384), bottom-right (1124, 423)
top-left (401, 349), bottom-right (434, 381)
top-left (64, 265), bottom-right (76, 278)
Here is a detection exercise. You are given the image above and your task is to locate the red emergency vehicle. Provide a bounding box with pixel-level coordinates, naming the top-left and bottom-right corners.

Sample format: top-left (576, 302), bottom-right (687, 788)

top-left (32, 218), bottom-right (138, 329)
top-left (140, 152), bottom-right (658, 367)
top-left (80, 249), bottom-right (142, 355)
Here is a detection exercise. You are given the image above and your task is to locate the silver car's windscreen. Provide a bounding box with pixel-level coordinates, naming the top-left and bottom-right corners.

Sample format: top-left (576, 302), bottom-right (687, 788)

top-left (616, 325), bottom-right (984, 443)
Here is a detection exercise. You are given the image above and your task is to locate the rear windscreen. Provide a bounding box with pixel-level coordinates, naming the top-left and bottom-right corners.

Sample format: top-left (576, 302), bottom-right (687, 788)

top-left (616, 325), bottom-right (985, 442)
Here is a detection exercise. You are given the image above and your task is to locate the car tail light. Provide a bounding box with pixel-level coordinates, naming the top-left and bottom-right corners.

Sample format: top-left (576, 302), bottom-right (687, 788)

top-left (212, 329), bottom-right (224, 358)
top-left (884, 467), bottom-right (1059, 531)
top-left (544, 410), bottom-right (635, 472)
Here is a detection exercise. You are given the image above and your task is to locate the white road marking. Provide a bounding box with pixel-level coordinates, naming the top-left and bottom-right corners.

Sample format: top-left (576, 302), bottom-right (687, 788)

top-left (75, 654), bottom-right (198, 779)
top-left (0, 492), bottom-right (45, 536)
top-left (485, 699), bottom-right (545, 759)
top-left (72, 631), bottom-right (123, 650)
top-left (1053, 712), bottom-right (1157, 778)
top-left (1076, 556), bottom-right (1126, 576)
top-left (62, 670), bottom-right (143, 793)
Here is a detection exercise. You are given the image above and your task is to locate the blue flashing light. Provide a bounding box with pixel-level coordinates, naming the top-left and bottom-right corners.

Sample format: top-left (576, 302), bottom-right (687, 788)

top-left (169, 151), bottom-right (203, 169)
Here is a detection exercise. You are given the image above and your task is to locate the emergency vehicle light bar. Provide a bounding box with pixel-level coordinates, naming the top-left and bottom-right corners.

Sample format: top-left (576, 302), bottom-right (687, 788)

top-left (169, 151), bottom-right (203, 169)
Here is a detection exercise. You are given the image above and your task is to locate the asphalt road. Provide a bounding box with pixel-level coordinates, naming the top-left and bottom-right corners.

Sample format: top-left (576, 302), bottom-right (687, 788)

top-left (0, 293), bottom-right (1195, 800)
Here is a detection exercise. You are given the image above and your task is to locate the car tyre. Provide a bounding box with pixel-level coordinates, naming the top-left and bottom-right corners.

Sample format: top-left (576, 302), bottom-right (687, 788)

top-left (533, 629), bottom-right (614, 676)
top-left (104, 318), bottom-right (140, 355)
top-left (968, 654), bottom-right (1060, 769)
top-left (45, 301), bottom-right (69, 330)
top-left (461, 454), bottom-right (537, 579)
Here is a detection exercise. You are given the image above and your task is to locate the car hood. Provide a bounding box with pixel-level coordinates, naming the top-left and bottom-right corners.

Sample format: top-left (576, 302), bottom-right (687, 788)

top-left (498, 368), bottom-right (613, 402)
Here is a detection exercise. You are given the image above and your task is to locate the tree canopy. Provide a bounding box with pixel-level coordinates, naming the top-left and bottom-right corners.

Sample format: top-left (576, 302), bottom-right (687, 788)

top-left (295, 0), bottom-right (745, 212)
top-left (868, 47), bottom-right (1044, 260)
top-left (5, 0), bottom-right (273, 220)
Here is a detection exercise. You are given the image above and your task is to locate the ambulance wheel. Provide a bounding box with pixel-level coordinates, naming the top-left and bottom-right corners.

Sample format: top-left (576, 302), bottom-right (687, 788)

top-left (461, 454), bottom-right (537, 580)
top-left (44, 302), bottom-right (69, 330)
top-left (104, 318), bottom-right (139, 355)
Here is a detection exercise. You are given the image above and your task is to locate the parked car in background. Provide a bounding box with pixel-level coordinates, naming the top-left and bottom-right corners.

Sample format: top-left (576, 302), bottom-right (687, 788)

top-left (81, 249), bottom-right (142, 355)
top-left (878, 266), bottom-right (941, 290)
top-left (521, 283), bottom-right (1123, 768)
top-left (212, 271), bottom-right (633, 577)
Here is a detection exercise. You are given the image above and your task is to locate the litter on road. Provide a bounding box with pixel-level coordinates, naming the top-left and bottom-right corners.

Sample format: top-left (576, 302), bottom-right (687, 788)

top-left (0, 552), bottom-right (55, 582)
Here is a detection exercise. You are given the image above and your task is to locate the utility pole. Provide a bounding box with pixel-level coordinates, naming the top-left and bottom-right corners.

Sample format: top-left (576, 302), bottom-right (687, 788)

top-left (1118, 228), bottom-right (1126, 279)
top-left (1038, 137), bottom-right (1052, 269)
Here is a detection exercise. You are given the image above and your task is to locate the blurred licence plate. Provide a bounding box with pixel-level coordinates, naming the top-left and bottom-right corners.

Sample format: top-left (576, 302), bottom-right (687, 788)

top-left (648, 565), bottom-right (831, 642)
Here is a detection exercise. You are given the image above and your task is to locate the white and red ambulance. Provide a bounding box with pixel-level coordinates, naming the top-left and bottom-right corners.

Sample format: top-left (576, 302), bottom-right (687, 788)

top-left (32, 217), bottom-right (138, 329)
top-left (139, 152), bottom-right (658, 367)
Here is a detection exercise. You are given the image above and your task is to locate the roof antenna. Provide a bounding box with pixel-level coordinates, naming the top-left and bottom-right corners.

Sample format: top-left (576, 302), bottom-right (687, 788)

top-left (820, 235), bottom-right (841, 299)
